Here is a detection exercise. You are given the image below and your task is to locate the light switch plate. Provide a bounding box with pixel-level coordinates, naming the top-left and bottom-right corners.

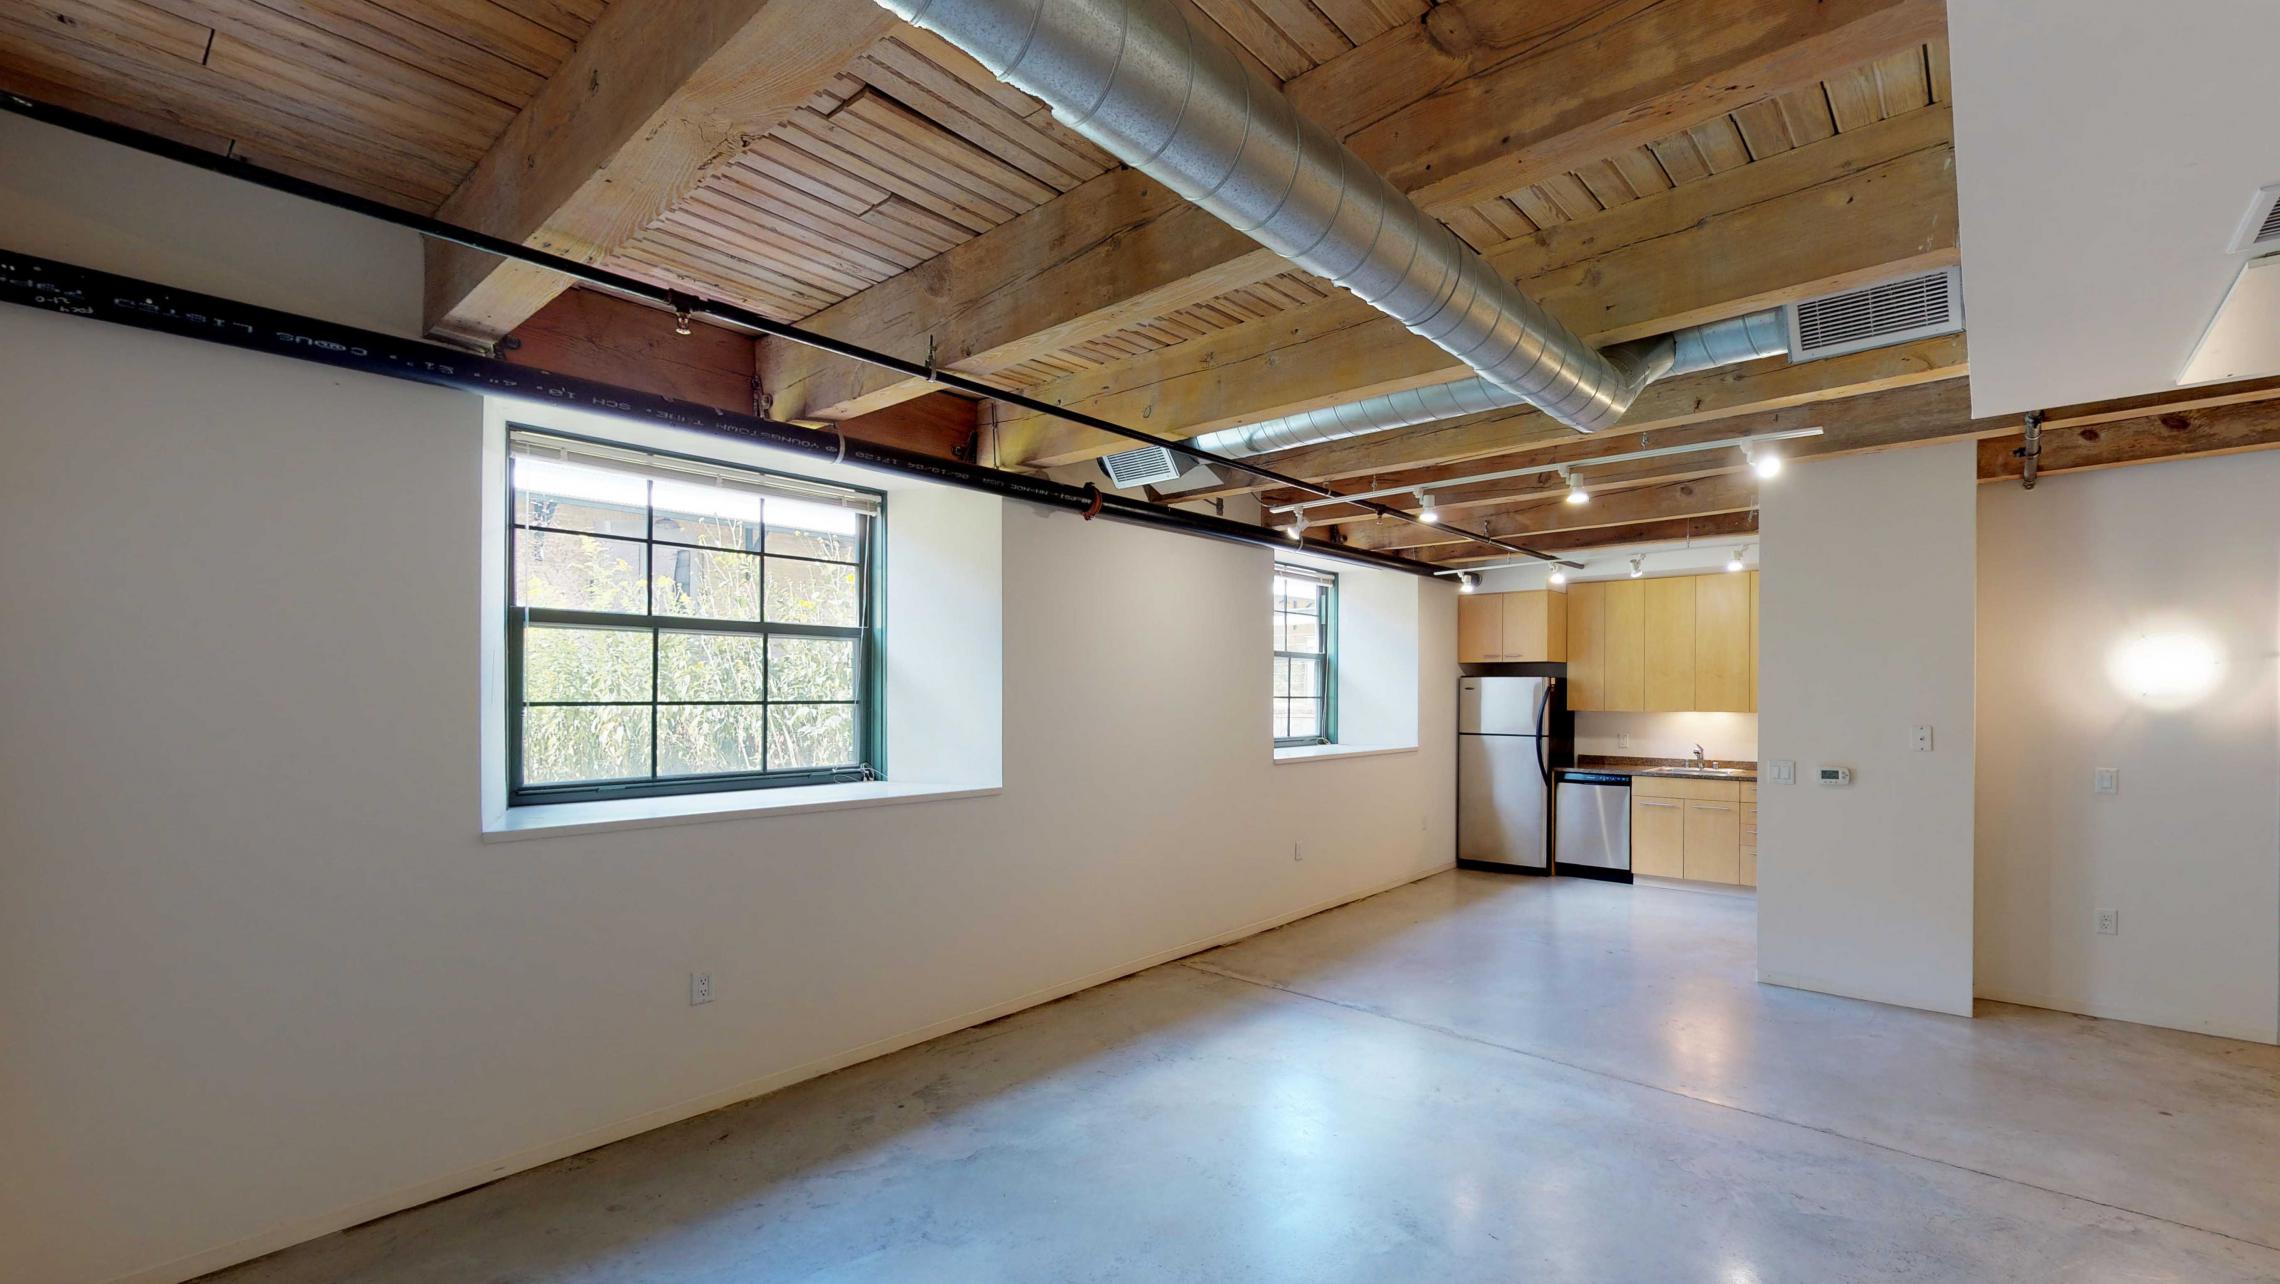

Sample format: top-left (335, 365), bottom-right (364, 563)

top-left (2094, 768), bottom-right (2120, 796)
top-left (1769, 759), bottom-right (1796, 785)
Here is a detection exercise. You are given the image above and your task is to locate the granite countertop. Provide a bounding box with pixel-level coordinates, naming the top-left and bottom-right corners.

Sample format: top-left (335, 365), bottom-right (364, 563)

top-left (1559, 755), bottom-right (1758, 782)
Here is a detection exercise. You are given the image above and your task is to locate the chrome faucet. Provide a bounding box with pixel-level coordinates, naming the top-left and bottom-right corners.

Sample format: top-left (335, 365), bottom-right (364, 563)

top-left (1691, 743), bottom-right (1707, 765)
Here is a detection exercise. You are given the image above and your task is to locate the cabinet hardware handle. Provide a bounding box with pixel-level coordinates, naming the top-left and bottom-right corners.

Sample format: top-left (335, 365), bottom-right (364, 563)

top-left (1693, 804), bottom-right (1732, 811)
top-left (1638, 799), bottom-right (1681, 808)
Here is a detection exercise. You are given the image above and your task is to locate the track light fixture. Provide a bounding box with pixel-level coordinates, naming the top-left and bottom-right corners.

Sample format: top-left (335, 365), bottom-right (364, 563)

top-left (1629, 555), bottom-right (1646, 579)
top-left (1727, 547), bottom-right (1747, 573)
top-left (1416, 488), bottom-right (1440, 524)
top-left (1548, 567), bottom-right (1568, 586)
top-left (1742, 440), bottom-right (1783, 479)
top-left (1287, 514), bottom-right (1306, 542)
top-left (1561, 466), bottom-right (1590, 505)
top-left (1458, 573), bottom-right (1477, 593)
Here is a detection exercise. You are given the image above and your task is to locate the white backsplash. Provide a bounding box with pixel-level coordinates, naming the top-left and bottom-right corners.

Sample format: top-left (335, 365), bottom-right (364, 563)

top-left (1575, 711), bottom-right (1757, 762)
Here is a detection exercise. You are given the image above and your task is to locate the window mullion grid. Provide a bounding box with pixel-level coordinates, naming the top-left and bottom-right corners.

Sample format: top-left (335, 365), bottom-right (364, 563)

top-left (646, 479), bottom-right (659, 785)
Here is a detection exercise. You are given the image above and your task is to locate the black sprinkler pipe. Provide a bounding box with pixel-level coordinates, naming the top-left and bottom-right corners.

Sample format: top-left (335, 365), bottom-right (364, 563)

top-left (0, 92), bottom-right (1576, 569)
top-left (0, 250), bottom-right (1459, 577)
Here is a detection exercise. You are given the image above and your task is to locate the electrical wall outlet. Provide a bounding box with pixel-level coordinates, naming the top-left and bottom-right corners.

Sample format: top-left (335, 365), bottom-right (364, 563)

top-left (2096, 909), bottom-right (2119, 936)
top-left (2094, 768), bottom-right (2120, 796)
top-left (1768, 759), bottom-right (1796, 785)
top-left (689, 972), bottom-right (715, 1005)
top-left (1913, 724), bottom-right (1934, 752)
top-left (1617, 732), bottom-right (1632, 751)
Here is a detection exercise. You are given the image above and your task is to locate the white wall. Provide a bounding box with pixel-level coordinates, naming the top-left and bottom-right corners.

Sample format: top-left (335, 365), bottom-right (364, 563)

top-left (1576, 711), bottom-right (1757, 762)
top-left (1977, 455), bottom-right (2280, 1043)
top-left (0, 119), bottom-right (1459, 1284)
top-left (1757, 443), bottom-right (1978, 1016)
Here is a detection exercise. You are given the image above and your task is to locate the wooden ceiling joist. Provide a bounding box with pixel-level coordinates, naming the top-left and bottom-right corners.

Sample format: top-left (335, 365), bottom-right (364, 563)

top-left (995, 102), bottom-right (1960, 468)
top-left (422, 0), bottom-right (897, 345)
top-left (757, 0), bottom-right (1945, 424)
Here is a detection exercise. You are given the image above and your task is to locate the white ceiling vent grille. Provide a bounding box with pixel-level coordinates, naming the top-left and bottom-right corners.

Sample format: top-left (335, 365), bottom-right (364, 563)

top-left (1101, 445), bottom-right (1188, 488)
top-left (2226, 184), bottom-right (2280, 253)
top-left (1786, 267), bottom-right (1964, 362)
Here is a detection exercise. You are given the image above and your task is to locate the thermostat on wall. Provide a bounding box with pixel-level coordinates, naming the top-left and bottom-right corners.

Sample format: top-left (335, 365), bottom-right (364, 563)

top-left (1817, 766), bottom-right (1853, 786)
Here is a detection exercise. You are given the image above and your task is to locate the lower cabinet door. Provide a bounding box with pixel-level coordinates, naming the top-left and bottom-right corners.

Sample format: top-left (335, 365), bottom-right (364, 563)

top-left (1683, 800), bottom-right (1742, 884)
top-left (1631, 796), bottom-right (1686, 878)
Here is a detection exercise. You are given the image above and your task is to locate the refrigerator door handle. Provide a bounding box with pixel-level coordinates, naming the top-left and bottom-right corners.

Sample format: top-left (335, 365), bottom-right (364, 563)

top-left (1535, 680), bottom-right (1554, 785)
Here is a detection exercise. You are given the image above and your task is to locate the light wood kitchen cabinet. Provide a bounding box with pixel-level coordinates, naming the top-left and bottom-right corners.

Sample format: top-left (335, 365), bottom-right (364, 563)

top-left (1604, 578), bottom-right (1645, 709)
top-left (1457, 592), bottom-right (1504, 662)
top-left (1642, 576), bottom-right (1697, 711)
top-left (1630, 795), bottom-right (1687, 878)
top-left (1633, 776), bottom-right (1749, 885)
top-left (1566, 581), bottom-right (1606, 708)
top-left (1458, 589), bottom-right (1567, 663)
top-left (1739, 783), bottom-right (1758, 886)
top-left (1683, 799), bottom-right (1742, 883)
top-left (1694, 572), bottom-right (1751, 712)
top-left (1559, 572), bottom-right (1755, 713)
top-left (1748, 570), bottom-right (1760, 712)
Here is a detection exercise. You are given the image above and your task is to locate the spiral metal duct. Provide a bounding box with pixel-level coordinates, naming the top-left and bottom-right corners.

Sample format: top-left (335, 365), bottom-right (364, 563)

top-left (1189, 309), bottom-right (1791, 458)
top-left (873, 0), bottom-right (1703, 434)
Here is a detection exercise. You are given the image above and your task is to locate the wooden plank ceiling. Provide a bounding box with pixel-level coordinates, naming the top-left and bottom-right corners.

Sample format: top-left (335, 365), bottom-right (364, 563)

top-left (10, 0), bottom-right (2279, 560)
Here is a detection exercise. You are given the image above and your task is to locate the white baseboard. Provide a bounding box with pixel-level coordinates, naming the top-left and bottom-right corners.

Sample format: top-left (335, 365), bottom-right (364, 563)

top-left (109, 860), bottom-right (1452, 1284)
top-left (1972, 985), bottom-right (2278, 1046)
top-left (1757, 968), bottom-right (1975, 1019)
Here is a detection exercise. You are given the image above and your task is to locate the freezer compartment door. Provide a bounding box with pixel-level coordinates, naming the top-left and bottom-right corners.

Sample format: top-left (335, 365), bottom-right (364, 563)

top-left (1459, 676), bottom-right (1548, 736)
top-left (1458, 735), bottom-right (1549, 868)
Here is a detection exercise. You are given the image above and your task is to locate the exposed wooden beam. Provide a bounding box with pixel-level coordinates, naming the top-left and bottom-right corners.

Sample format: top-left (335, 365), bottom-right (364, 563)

top-left (1334, 378), bottom-right (2002, 548)
top-left (996, 104), bottom-right (1959, 467)
top-left (424, 0), bottom-right (897, 346)
top-left (760, 0), bottom-right (1944, 422)
top-left (1219, 333), bottom-right (1968, 504)
top-left (502, 287), bottom-right (757, 412)
top-left (1418, 512), bottom-right (1760, 565)
top-left (1345, 472), bottom-right (1762, 552)
top-left (1978, 396), bottom-right (2280, 482)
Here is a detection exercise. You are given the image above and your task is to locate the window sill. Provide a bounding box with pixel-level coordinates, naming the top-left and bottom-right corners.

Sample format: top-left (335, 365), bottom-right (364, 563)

top-left (1272, 743), bottom-right (1418, 765)
top-left (482, 780), bottom-right (1001, 842)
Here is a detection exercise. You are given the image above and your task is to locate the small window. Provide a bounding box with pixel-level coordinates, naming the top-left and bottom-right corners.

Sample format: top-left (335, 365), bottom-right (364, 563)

top-left (506, 430), bottom-right (882, 804)
top-left (1272, 564), bottom-right (1336, 746)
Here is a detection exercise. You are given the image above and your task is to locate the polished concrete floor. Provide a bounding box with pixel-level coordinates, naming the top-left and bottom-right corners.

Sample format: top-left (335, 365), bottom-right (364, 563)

top-left (207, 872), bottom-right (2280, 1283)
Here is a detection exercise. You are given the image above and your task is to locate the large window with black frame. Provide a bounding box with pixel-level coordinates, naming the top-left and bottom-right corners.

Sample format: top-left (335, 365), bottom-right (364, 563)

top-left (506, 430), bottom-right (882, 804)
top-left (1271, 564), bottom-right (1337, 747)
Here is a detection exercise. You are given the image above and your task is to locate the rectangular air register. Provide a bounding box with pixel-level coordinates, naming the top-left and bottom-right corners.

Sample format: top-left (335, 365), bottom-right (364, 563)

top-left (1785, 267), bottom-right (1964, 362)
top-left (1100, 443), bottom-right (1223, 494)
top-left (2226, 183), bottom-right (2280, 254)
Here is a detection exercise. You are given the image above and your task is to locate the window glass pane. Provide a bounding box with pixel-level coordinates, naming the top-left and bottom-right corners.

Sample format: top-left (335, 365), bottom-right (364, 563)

top-left (765, 498), bottom-right (863, 562)
top-left (1284, 609), bottom-right (1321, 654)
top-left (769, 636), bottom-right (858, 701)
top-left (657, 705), bottom-right (766, 777)
top-left (522, 705), bottom-right (650, 785)
top-left (514, 457), bottom-right (646, 536)
top-left (652, 479), bottom-right (762, 551)
top-left (515, 530), bottom-right (649, 613)
top-left (524, 625), bottom-right (652, 702)
top-left (657, 632), bottom-right (765, 702)
top-left (1273, 655), bottom-right (1290, 698)
top-left (651, 546), bottom-right (761, 621)
top-left (1286, 698), bottom-right (1321, 741)
top-left (1271, 698), bottom-right (1290, 739)
top-left (768, 704), bottom-right (857, 769)
top-left (1286, 656), bottom-right (1319, 700)
top-left (765, 557), bottom-right (861, 626)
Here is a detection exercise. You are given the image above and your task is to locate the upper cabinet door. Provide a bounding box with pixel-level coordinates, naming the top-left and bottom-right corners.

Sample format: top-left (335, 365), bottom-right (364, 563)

top-left (1642, 576), bottom-right (1697, 711)
top-left (1566, 581), bottom-right (1606, 709)
top-left (1457, 591), bottom-right (1504, 662)
top-left (1499, 589), bottom-right (1566, 662)
top-left (1603, 578), bottom-right (1646, 711)
top-left (1694, 573), bottom-right (1752, 712)
top-left (1749, 570), bottom-right (1761, 713)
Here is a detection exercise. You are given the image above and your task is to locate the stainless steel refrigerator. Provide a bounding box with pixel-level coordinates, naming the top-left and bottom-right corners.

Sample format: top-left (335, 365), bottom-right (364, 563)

top-left (1457, 675), bottom-right (1566, 871)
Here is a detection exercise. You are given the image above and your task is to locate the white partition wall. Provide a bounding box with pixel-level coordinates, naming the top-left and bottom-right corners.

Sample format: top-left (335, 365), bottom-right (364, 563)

top-left (1757, 443), bottom-right (1979, 1017)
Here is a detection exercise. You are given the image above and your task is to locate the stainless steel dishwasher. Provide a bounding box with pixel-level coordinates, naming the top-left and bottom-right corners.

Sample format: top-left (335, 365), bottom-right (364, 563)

top-left (1554, 772), bottom-right (1632, 882)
